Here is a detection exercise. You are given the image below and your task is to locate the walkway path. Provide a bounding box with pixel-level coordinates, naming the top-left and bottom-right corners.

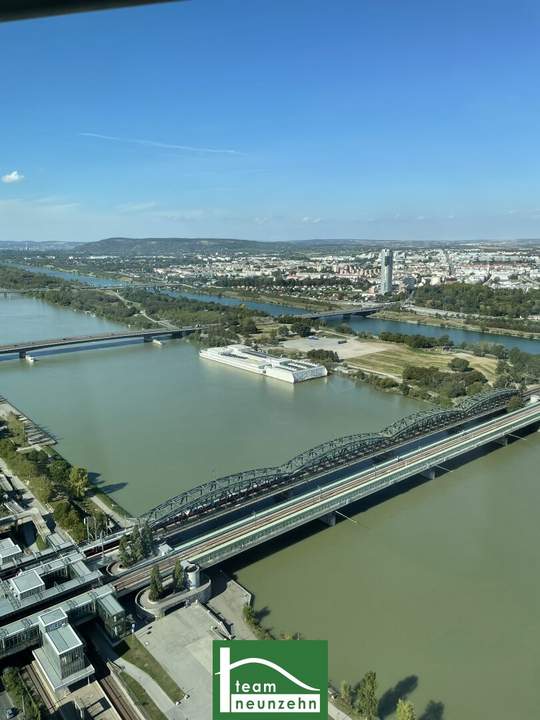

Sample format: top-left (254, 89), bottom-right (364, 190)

top-left (90, 492), bottom-right (134, 529)
top-left (91, 628), bottom-right (186, 720)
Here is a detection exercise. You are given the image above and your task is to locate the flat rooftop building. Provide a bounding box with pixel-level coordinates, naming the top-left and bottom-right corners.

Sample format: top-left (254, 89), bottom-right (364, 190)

top-left (34, 607), bottom-right (94, 693)
top-left (0, 552), bottom-right (102, 622)
top-left (0, 538), bottom-right (23, 567)
top-left (200, 345), bottom-right (327, 383)
top-left (10, 569), bottom-right (45, 600)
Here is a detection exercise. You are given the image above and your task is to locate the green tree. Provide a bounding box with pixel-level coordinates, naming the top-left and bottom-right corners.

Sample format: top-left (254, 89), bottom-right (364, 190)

top-left (396, 698), bottom-right (416, 720)
top-left (68, 466), bottom-right (90, 499)
top-left (240, 318), bottom-right (258, 335)
top-left (118, 536), bottom-right (131, 567)
top-left (356, 671), bottom-right (378, 720)
top-left (172, 559), bottom-right (184, 592)
top-left (93, 511), bottom-right (108, 537)
top-left (140, 522), bottom-right (154, 557)
top-left (507, 395), bottom-right (524, 412)
top-left (449, 357), bottom-right (470, 372)
top-left (48, 458), bottom-right (70, 488)
top-left (130, 526), bottom-right (144, 562)
top-left (340, 681), bottom-right (352, 707)
top-left (148, 566), bottom-right (164, 601)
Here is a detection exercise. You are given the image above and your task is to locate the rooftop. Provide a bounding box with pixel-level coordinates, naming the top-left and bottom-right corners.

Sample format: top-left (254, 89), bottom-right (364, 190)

top-left (9, 569), bottom-right (45, 596)
top-left (0, 538), bottom-right (21, 560)
top-left (38, 607), bottom-right (67, 630)
top-left (46, 622), bottom-right (82, 655)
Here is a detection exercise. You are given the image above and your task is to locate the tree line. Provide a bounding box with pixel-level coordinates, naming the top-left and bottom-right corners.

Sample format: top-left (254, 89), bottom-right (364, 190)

top-left (0, 415), bottom-right (103, 542)
top-left (414, 282), bottom-right (540, 321)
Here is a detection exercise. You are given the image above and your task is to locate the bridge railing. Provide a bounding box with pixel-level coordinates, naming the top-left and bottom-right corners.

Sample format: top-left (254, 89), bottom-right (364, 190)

top-left (142, 388), bottom-right (518, 529)
top-left (192, 404), bottom-right (539, 567)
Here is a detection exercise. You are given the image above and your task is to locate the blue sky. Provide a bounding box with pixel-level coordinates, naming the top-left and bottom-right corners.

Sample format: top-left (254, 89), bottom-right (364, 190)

top-left (1, 0), bottom-right (539, 243)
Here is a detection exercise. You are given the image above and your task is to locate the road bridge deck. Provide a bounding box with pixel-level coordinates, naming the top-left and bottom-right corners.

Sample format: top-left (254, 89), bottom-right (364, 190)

top-left (291, 304), bottom-right (384, 320)
top-left (0, 327), bottom-right (203, 357)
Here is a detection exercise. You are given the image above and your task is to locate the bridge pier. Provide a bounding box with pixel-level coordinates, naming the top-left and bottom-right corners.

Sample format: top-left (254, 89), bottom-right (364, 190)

top-left (420, 468), bottom-right (436, 481)
top-left (18, 350), bottom-right (26, 359)
top-left (319, 512), bottom-right (337, 527)
top-left (143, 335), bottom-right (152, 343)
top-left (493, 435), bottom-right (508, 446)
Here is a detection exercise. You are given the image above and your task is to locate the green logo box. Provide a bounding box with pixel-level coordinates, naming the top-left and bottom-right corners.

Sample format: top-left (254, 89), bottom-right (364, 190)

top-left (212, 640), bottom-right (328, 720)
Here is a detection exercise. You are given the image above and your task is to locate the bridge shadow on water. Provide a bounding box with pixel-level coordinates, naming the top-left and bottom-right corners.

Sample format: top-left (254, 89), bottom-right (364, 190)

top-left (0, 337), bottom-right (171, 363)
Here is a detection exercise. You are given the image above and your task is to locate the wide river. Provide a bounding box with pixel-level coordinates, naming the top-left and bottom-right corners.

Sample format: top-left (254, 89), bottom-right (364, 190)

top-left (1, 290), bottom-right (539, 719)
top-left (8, 263), bottom-right (540, 353)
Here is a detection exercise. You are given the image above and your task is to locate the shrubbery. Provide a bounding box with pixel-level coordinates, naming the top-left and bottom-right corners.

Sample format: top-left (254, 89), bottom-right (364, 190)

top-left (2, 667), bottom-right (43, 720)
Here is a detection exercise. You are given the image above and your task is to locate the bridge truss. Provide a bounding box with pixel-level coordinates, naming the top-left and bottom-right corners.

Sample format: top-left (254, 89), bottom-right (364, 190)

top-left (142, 388), bottom-right (518, 529)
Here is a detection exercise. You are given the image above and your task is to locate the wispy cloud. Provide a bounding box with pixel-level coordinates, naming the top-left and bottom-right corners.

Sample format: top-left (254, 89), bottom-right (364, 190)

top-left (116, 201), bottom-right (158, 213)
top-left (1, 170), bottom-right (24, 184)
top-left (80, 132), bottom-right (244, 156)
top-left (301, 216), bottom-right (322, 224)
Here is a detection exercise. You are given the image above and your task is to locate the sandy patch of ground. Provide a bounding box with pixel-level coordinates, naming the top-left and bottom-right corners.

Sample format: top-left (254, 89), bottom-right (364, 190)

top-left (281, 336), bottom-right (388, 360)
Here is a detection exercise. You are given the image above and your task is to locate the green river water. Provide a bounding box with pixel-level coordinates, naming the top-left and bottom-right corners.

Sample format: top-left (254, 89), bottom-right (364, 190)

top-left (1, 293), bottom-right (539, 719)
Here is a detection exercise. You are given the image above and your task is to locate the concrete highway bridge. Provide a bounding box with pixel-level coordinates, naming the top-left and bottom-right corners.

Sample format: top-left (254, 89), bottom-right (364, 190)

top-left (0, 326), bottom-right (205, 359)
top-left (291, 304), bottom-right (384, 320)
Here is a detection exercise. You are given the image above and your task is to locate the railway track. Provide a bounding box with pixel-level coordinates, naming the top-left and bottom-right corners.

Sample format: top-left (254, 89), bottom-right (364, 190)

top-left (99, 673), bottom-right (141, 720)
top-left (114, 403), bottom-right (540, 592)
top-left (22, 663), bottom-right (56, 715)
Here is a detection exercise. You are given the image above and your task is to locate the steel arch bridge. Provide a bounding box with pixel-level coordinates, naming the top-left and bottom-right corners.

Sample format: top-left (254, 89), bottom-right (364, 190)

top-left (142, 388), bottom-right (518, 529)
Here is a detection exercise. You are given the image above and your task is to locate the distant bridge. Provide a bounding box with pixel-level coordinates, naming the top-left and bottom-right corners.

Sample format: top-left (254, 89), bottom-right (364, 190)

top-left (1, 281), bottom-right (198, 295)
top-left (291, 304), bottom-right (384, 321)
top-left (0, 327), bottom-right (205, 359)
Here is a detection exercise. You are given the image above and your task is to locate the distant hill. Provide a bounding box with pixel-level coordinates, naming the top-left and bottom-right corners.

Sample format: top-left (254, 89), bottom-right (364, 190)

top-left (76, 236), bottom-right (400, 255)
top-left (78, 237), bottom-right (286, 255)
top-left (0, 240), bottom-right (77, 250)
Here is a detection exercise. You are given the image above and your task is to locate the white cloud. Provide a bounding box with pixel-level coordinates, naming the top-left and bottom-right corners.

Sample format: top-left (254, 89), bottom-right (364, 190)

top-left (80, 132), bottom-right (243, 156)
top-left (116, 201), bottom-right (158, 213)
top-left (1, 170), bottom-right (24, 184)
top-left (301, 216), bottom-right (322, 224)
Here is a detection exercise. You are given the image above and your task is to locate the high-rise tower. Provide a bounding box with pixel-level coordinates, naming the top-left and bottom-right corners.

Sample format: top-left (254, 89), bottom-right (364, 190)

top-left (380, 248), bottom-right (393, 294)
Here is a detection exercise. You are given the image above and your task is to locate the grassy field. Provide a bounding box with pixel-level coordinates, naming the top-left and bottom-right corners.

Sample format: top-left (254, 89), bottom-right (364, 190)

top-left (116, 634), bottom-right (184, 702)
top-left (347, 344), bottom-right (497, 381)
top-left (119, 672), bottom-right (167, 720)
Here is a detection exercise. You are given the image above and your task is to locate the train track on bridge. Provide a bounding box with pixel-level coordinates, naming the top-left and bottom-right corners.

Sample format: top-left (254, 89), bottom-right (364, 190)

top-left (142, 389), bottom-right (520, 530)
top-left (113, 402), bottom-right (540, 593)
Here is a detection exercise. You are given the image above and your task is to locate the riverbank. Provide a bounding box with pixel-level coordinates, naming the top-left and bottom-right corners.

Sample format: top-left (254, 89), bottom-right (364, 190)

top-left (376, 309), bottom-right (540, 341)
top-left (183, 283), bottom-right (337, 311)
top-left (0, 393), bottom-right (131, 540)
